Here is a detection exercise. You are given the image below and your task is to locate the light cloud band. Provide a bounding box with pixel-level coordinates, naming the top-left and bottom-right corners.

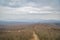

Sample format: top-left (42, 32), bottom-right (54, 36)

top-left (0, 0), bottom-right (60, 21)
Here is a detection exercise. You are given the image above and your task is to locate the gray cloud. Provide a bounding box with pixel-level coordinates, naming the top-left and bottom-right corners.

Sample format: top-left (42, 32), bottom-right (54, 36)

top-left (0, 0), bottom-right (60, 7)
top-left (0, 0), bottom-right (60, 21)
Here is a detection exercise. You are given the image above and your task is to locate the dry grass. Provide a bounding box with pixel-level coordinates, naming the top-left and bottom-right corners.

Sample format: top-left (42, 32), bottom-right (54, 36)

top-left (0, 23), bottom-right (60, 40)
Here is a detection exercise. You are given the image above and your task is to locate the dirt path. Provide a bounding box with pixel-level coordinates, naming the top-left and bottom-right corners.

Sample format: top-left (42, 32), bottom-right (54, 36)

top-left (30, 31), bottom-right (40, 40)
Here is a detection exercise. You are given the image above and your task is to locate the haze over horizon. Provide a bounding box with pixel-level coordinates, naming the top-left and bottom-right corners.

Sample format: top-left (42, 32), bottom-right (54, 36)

top-left (0, 0), bottom-right (60, 22)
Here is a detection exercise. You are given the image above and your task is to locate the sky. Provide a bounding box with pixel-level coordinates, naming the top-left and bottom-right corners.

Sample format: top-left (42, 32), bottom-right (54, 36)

top-left (0, 0), bottom-right (60, 21)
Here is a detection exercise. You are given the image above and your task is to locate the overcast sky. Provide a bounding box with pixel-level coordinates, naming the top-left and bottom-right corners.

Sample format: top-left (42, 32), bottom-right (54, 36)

top-left (0, 0), bottom-right (60, 21)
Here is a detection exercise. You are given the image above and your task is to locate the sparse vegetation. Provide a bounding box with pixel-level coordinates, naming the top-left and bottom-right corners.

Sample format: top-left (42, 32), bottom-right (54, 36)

top-left (0, 23), bottom-right (60, 40)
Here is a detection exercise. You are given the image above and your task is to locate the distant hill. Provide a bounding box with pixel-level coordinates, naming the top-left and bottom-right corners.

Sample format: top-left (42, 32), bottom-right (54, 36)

top-left (0, 20), bottom-right (60, 25)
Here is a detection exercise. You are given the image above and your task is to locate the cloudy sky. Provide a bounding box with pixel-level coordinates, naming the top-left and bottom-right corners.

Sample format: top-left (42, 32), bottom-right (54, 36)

top-left (0, 0), bottom-right (60, 21)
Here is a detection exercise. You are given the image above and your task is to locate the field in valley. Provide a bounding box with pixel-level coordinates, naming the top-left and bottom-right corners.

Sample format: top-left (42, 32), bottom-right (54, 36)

top-left (0, 23), bottom-right (60, 40)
